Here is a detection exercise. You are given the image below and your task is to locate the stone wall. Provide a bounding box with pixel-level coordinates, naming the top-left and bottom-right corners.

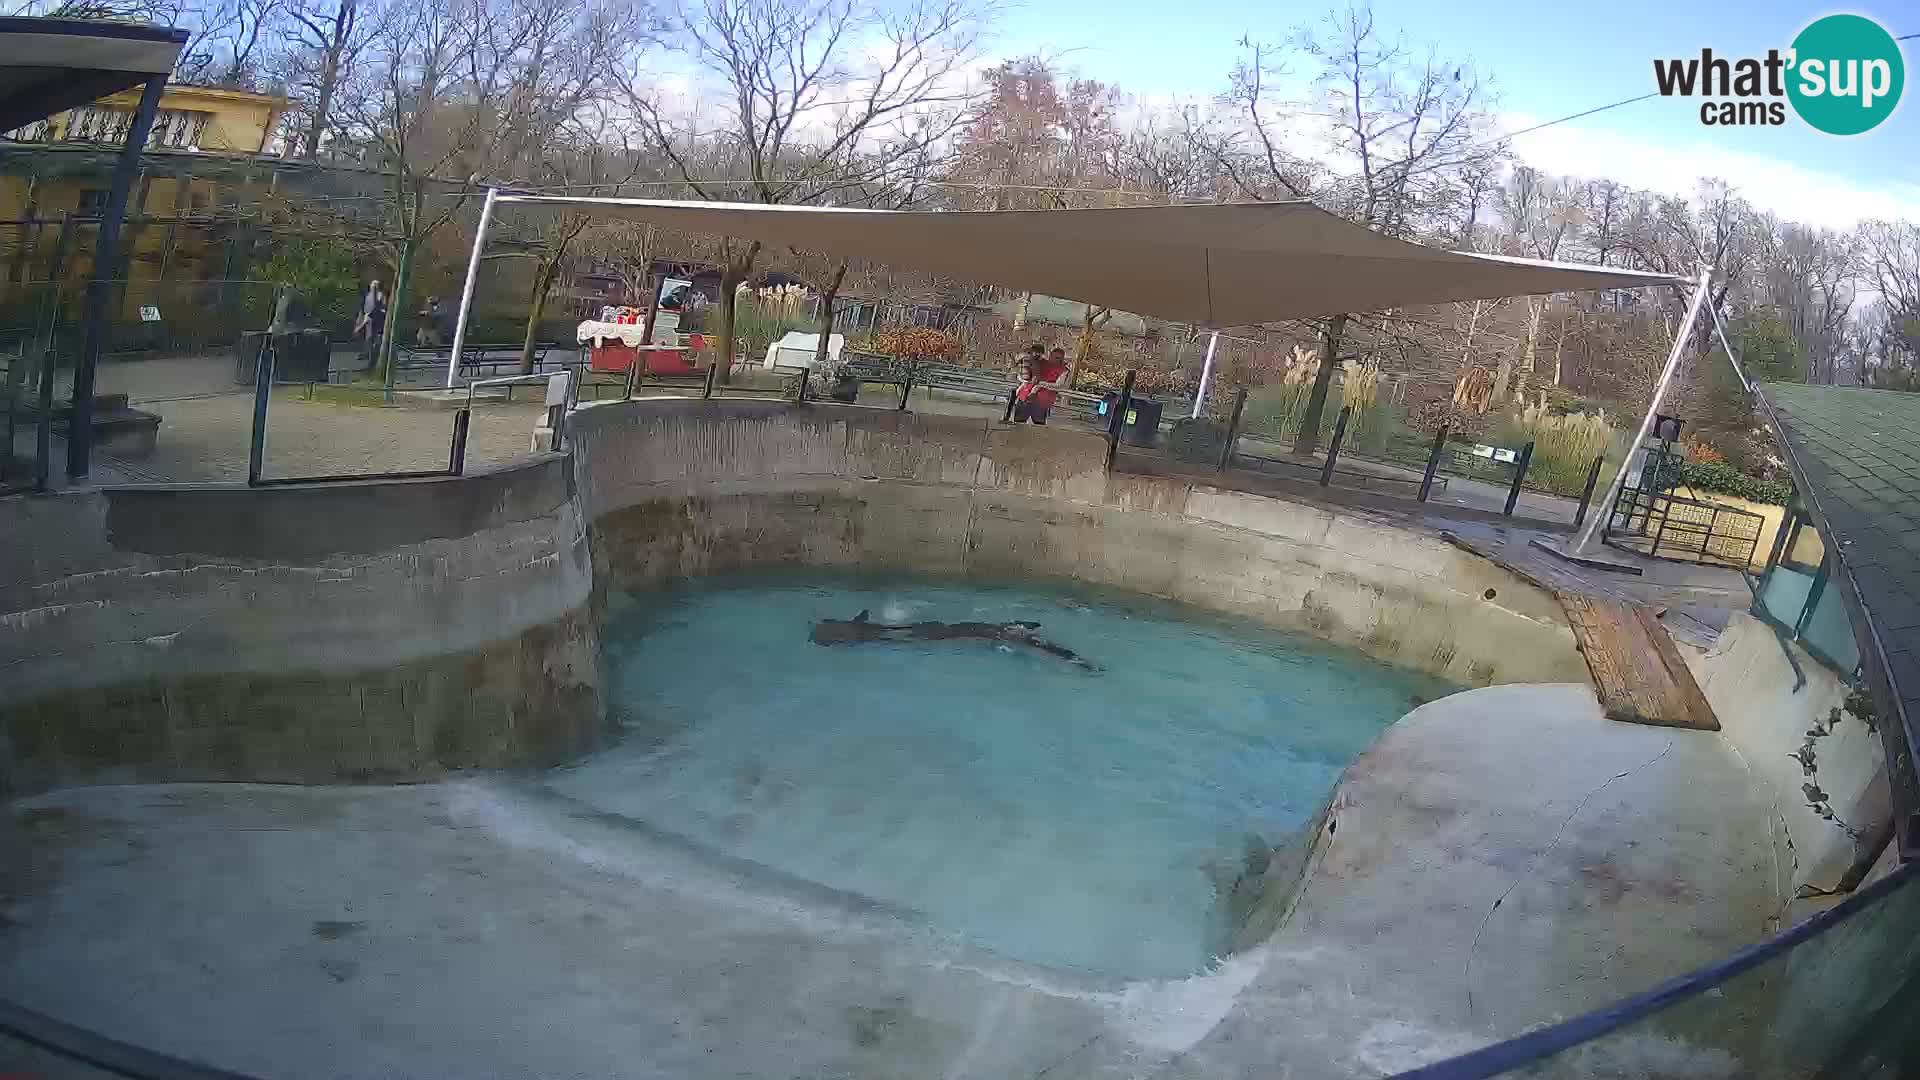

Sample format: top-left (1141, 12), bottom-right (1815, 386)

top-left (570, 400), bottom-right (1587, 687)
top-left (2, 399), bottom-right (1590, 797)
top-left (1685, 612), bottom-right (1891, 902)
top-left (0, 454), bottom-right (600, 795)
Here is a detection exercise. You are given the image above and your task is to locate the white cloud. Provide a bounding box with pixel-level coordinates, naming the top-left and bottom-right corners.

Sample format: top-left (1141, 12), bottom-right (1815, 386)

top-left (1502, 112), bottom-right (1920, 229)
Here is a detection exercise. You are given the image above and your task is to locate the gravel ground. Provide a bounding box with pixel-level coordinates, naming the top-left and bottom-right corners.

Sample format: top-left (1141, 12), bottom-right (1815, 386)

top-left (81, 353), bottom-right (555, 483)
top-left (102, 393), bottom-right (549, 483)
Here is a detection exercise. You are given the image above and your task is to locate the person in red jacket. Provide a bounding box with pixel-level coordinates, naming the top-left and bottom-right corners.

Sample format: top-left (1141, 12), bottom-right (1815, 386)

top-left (1013, 345), bottom-right (1073, 424)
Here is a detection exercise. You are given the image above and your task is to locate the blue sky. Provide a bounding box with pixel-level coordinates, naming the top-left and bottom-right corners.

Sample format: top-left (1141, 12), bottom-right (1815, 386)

top-left (993, 0), bottom-right (1918, 226)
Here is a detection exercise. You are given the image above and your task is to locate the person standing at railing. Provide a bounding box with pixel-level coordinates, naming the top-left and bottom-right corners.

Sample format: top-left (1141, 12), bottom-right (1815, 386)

top-left (1012, 345), bottom-right (1073, 425)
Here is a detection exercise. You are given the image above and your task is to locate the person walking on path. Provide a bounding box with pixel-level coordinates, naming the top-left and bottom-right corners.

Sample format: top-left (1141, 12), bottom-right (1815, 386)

top-left (355, 280), bottom-right (387, 371)
top-left (416, 296), bottom-right (444, 347)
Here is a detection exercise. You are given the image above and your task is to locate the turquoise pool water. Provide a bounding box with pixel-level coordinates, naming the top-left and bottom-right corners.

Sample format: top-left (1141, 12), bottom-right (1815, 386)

top-left (556, 577), bottom-right (1453, 979)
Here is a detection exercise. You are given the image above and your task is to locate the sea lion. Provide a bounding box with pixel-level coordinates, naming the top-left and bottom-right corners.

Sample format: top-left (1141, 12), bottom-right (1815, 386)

top-left (810, 610), bottom-right (1096, 670)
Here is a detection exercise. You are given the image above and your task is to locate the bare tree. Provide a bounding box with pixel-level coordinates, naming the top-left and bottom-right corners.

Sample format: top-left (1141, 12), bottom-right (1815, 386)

top-left (172, 0), bottom-right (282, 88)
top-left (501, 121), bottom-right (651, 372)
top-left (284, 0), bottom-right (373, 158)
top-left (1855, 220), bottom-right (1920, 385)
top-left (620, 0), bottom-right (989, 382)
top-left (1222, 4), bottom-right (1501, 453)
top-left (317, 0), bottom-right (601, 377)
top-left (1496, 165), bottom-right (1583, 394)
top-left (1758, 221), bottom-right (1854, 384)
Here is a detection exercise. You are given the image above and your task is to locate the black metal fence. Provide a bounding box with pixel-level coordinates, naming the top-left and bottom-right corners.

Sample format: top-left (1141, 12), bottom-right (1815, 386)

top-left (1604, 487), bottom-right (1766, 570)
top-left (1153, 385), bottom-right (1611, 527)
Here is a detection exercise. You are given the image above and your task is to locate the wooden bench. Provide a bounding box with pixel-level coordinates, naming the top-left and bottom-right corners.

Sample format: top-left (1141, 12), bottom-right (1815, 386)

top-left (814, 354), bottom-right (916, 406)
top-left (387, 343), bottom-right (565, 383)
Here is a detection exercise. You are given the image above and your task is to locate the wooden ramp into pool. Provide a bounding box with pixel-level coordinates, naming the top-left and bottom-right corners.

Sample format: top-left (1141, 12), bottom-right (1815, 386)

top-left (1560, 594), bottom-right (1720, 731)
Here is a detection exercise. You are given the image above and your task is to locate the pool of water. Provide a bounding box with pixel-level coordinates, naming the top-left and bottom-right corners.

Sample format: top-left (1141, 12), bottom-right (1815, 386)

top-left (554, 576), bottom-right (1453, 979)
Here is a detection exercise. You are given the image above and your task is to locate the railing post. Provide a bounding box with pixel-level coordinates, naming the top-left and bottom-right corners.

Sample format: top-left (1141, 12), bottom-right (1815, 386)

top-left (33, 331), bottom-right (54, 492)
top-left (1105, 369), bottom-right (1136, 473)
top-left (1217, 387), bottom-right (1248, 471)
top-left (1418, 425), bottom-right (1448, 502)
top-left (32, 218), bottom-right (73, 492)
top-left (1002, 387), bottom-right (1018, 423)
top-left (1649, 495), bottom-right (1672, 557)
top-left (1319, 405), bottom-right (1351, 486)
top-left (898, 365), bottom-right (913, 411)
top-left (1574, 454), bottom-right (1605, 529)
top-left (71, 75), bottom-right (167, 480)
top-left (246, 334), bottom-right (273, 486)
top-left (1504, 440), bottom-right (1536, 516)
top-left (449, 407), bottom-right (471, 475)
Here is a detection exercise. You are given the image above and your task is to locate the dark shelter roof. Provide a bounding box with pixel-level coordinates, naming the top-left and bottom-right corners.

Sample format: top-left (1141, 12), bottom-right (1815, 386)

top-left (0, 17), bottom-right (186, 134)
top-left (1760, 383), bottom-right (1920, 858)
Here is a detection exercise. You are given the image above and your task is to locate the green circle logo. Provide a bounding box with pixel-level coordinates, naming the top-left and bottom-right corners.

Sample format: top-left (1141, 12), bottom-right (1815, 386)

top-left (1787, 14), bottom-right (1904, 135)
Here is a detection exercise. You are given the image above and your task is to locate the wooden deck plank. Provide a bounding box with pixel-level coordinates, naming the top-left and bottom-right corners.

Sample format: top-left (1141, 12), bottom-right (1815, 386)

top-left (1563, 593), bottom-right (1720, 730)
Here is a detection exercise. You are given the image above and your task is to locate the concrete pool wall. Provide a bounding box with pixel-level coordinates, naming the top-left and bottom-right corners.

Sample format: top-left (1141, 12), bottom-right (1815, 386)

top-left (5, 397), bottom-right (1915, 1078)
top-left (0, 398), bottom-right (1582, 798)
top-left (572, 399), bottom-right (1589, 688)
top-left (0, 455), bottom-right (600, 797)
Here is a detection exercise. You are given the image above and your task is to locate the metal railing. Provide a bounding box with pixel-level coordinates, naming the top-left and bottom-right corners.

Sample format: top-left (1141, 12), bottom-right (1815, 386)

top-left (244, 335), bottom-right (480, 487)
top-left (1395, 858), bottom-right (1920, 1078)
top-left (1604, 486), bottom-right (1766, 571)
top-left (467, 369), bottom-right (578, 453)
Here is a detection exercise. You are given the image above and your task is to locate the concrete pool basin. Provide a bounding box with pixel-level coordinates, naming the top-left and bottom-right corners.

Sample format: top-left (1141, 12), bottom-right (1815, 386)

top-left (0, 399), bottom-right (1855, 1077)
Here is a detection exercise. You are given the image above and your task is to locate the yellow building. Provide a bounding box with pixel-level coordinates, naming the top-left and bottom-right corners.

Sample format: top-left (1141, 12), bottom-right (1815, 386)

top-left (7, 82), bottom-right (286, 154)
top-left (1, 84), bottom-right (289, 318)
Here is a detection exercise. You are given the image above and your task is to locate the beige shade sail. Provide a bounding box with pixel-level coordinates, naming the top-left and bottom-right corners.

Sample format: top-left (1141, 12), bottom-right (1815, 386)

top-left (501, 195), bottom-right (1684, 327)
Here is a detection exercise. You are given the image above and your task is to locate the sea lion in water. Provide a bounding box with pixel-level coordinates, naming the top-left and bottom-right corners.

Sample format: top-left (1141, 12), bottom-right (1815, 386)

top-left (810, 610), bottom-right (1096, 670)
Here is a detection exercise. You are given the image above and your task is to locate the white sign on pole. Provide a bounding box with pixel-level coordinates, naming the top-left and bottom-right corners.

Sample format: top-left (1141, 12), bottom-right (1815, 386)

top-left (1470, 444), bottom-right (1518, 464)
top-left (138, 305), bottom-right (161, 322)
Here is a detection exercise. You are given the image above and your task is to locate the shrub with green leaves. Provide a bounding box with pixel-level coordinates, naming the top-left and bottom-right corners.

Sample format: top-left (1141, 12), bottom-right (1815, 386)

top-left (1672, 460), bottom-right (1793, 505)
top-left (252, 239), bottom-right (362, 331)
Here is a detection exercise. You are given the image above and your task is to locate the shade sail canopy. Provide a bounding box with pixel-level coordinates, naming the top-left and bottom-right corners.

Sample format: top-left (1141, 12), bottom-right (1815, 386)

top-left (0, 17), bottom-right (186, 134)
top-left (503, 195), bottom-right (1684, 326)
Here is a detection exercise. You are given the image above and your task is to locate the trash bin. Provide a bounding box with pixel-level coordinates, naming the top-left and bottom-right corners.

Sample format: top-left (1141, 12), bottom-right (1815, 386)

top-left (1121, 397), bottom-right (1163, 447)
top-left (232, 331), bottom-right (271, 384)
top-left (274, 330), bottom-right (332, 383)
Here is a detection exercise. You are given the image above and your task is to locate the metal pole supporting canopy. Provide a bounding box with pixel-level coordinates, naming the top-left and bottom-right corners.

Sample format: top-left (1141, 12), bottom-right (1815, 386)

top-left (1190, 330), bottom-right (1220, 419)
top-left (1566, 265), bottom-right (1714, 555)
top-left (445, 186), bottom-right (499, 390)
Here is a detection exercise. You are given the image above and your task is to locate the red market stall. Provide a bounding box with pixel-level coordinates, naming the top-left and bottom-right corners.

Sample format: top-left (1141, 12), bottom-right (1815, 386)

top-left (577, 313), bottom-right (705, 377)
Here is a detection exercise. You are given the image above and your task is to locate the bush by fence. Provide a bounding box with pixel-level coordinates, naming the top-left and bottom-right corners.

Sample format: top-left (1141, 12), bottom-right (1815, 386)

top-left (1670, 459), bottom-right (1793, 505)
